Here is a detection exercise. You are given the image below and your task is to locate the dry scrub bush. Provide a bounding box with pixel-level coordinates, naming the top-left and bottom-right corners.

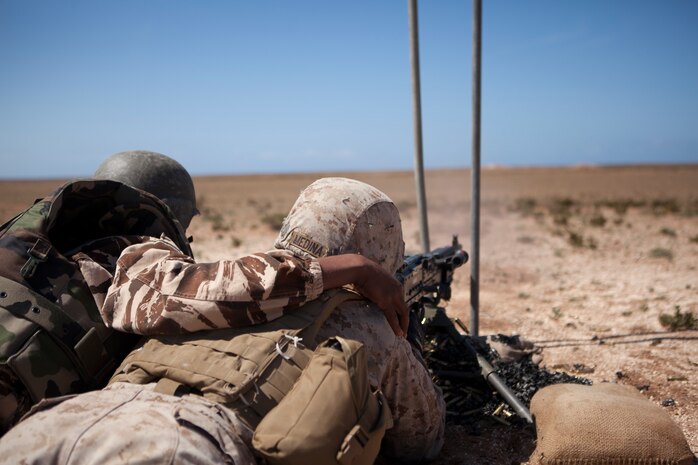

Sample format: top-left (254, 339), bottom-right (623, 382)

top-left (261, 212), bottom-right (286, 231)
top-left (649, 247), bottom-right (673, 260)
top-left (659, 306), bottom-right (698, 331)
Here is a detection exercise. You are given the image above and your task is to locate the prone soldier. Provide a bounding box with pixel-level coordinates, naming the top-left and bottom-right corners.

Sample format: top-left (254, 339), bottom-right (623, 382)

top-left (280, 177), bottom-right (445, 462)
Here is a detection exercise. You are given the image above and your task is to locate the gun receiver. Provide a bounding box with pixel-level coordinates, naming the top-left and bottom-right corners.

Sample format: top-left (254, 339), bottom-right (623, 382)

top-left (396, 236), bottom-right (533, 424)
top-left (397, 236), bottom-right (468, 309)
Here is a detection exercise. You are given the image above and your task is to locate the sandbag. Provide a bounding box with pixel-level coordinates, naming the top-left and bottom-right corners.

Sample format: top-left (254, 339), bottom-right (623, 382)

top-left (529, 383), bottom-right (694, 465)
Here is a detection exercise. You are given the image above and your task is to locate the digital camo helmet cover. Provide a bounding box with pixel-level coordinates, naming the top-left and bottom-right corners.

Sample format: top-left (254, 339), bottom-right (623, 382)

top-left (94, 150), bottom-right (198, 229)
top-left (275, 177), bottom-right (405, 275)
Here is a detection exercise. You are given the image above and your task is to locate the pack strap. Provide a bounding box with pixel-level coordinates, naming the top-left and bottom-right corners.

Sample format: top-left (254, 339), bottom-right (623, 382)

top-left (0, 276), bottom-right (105, 381)
top-left (227, 288), bottom-right (362, 429)
top-left (154, 378), bottom-right (193, 397)
top-left (298, 288), bottom-right (362, 342)
top-left (337, 391), bottom-right (393, 465)
top-left (20, 238), bottom-right (52, 278)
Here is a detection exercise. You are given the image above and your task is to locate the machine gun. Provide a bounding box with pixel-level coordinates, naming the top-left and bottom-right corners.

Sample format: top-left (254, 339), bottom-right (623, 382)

top-left (396, 237), bottom-right (533, 424)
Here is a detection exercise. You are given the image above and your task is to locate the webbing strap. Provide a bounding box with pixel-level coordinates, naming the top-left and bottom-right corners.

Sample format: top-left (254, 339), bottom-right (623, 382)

top-left (0, 276), bottom-right (86, 347)
top-left (0, 275), bottom-right (104, 379)
top-left (226, 289), bottom-right (361, 429)
top-left (337, 391), bottom-right (393, 465)
top-left (20, 238), bottom-right (52, 278)
top-left (230, 341), bottom-right (311, 429)
top-left (298, 288), bottom-right (361, 342)
top-left (154, 378), bottom-right (188, 397)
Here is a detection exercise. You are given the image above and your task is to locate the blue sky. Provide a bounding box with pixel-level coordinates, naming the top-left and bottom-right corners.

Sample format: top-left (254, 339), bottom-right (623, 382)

top-left (1, 0), bottom-right (697, 179)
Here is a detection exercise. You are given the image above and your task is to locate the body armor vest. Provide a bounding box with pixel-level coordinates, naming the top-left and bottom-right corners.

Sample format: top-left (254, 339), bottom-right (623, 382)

top-left (110, 289), bottom-right (358, 428)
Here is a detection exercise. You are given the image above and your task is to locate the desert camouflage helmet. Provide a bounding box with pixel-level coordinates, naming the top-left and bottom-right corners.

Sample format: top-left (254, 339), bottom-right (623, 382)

top-left (94, 150), bottom-right (198, 228)
top-left (275, 177), bottom-right (405, 275)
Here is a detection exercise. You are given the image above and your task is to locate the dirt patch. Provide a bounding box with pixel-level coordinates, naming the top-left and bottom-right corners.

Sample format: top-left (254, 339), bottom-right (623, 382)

top-left (2, 165), bottom-right (696, 463)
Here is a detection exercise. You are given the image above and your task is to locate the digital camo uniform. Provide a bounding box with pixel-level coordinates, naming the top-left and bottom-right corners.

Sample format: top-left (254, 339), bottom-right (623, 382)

top-left (276, 177), bottom-right (446, 462)
top-left (0, 180), bottom-right (324, 437)
top-left (0, 382), bottom-right (257, 465)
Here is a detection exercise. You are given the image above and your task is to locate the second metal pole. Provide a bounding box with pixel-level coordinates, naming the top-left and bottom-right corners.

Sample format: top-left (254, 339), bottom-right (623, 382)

top-left (408, 0), bottom-right (430, 253)
top-left (470, 0), bottom-right (482, 337)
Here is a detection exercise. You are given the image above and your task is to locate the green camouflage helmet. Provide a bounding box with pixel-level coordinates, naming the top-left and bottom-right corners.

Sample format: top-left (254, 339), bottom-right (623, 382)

top-left (94, 151), bottom-right (198, 229)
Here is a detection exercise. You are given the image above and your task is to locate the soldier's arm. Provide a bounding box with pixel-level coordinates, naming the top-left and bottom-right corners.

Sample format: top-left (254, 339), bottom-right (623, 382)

top-left (101, 237), bottom-right (405, 335)
top-left (100, 237), bottom-right (322, 334)
top-left (318, 254), bottom-right (408, 337)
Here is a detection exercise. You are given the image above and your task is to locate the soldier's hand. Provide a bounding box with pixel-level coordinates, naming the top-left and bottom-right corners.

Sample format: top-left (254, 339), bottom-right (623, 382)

top-left (354, 258), bottom-right (408, 338)
top-left (318, 254), bottom-right (408, 338)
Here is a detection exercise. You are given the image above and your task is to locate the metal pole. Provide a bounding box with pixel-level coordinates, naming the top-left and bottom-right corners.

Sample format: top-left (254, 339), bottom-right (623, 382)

top-left (470, 0), bottom-right (482, 337)
top-left (408, 0), bottom-right (430, 253)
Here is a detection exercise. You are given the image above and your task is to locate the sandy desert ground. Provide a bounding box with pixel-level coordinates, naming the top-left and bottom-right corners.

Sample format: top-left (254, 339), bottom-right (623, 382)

top-left (1, 165), bottom-right (696, 464)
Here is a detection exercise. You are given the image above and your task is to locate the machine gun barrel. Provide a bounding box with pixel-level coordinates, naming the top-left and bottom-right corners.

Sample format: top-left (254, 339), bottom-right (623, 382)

top-left (434, 309), bottom-right (533, 423)
top-left (477, 354), bottom-right (534, 423)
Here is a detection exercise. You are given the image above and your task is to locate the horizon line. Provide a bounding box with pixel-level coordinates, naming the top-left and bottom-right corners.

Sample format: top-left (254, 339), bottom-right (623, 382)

top-left (0, 161), bottom-right (696, 182)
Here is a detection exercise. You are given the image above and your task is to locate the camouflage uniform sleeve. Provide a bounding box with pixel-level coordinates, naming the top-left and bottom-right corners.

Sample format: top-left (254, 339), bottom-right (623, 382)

top-left (101, 237), bottom-right (324, 335)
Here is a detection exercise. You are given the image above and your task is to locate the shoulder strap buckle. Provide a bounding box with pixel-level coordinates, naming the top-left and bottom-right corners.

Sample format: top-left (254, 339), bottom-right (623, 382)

top-left (20, 238), bottom-right (52, 278)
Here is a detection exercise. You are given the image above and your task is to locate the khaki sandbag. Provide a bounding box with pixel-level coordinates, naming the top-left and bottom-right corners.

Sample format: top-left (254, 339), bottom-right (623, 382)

top-left (253, 337), bottom-right (393, 465)
top-left (529, 383), bottom-right (694, 465)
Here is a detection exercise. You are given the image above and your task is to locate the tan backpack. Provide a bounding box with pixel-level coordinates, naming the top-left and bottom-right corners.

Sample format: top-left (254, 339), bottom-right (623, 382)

top-left (110, 289), bottom-right (392, 464)
top-left (253, 336), bottom-right (392, 465)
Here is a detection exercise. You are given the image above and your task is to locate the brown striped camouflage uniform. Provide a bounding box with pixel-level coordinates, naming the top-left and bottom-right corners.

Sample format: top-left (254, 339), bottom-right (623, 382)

top-left (92, 236), bottom-right (323, 335)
